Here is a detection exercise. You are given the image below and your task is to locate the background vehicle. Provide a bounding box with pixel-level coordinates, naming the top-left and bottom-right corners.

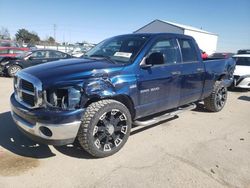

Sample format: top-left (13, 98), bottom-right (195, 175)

top-left (0, 49), bottom-right (73, 77)
top-left (0, 40), bottom-right (20, 47)
top-left (237, 49), bottom-right (250, 54)
top-left (232, 54), bottom-right (250, 88)
top-left (10, 33), bottom-right (235, 158)
top-left (208, 52), bottom-right (234, 59)
top-left (0, 47), bottom-right (29, 58)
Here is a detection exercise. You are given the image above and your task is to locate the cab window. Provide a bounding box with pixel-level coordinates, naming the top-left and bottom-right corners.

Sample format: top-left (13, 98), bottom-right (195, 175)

top-left (178, 39), bottom-right (198, 62)
top-left (147, 39), bottom-right (178, 64)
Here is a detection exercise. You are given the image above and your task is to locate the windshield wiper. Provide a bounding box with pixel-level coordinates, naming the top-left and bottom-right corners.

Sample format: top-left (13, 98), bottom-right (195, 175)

top-left (89, 54), bottom-right (116, 64)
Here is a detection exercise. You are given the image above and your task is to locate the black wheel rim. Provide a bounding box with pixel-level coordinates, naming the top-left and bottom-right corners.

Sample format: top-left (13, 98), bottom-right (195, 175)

top-left (215, 87), bottom-right (227, 109)
top-left (93, 109), bottom-right (128, 152)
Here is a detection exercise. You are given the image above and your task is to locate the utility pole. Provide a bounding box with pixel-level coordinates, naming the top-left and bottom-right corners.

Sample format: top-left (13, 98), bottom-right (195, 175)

top-left (53, 24), bottom-right (57, 42)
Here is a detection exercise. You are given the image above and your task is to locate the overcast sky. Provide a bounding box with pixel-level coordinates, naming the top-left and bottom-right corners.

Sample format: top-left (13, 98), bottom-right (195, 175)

top-left (0, 0), bottom-right (249, 52)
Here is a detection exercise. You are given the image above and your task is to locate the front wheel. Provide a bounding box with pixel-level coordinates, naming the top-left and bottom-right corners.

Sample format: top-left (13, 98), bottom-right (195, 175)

top-left (7, 65), bottom-right (22, 77)
top-left (77, 99), bottom-right (132, 158)
top-left (204, 81), bottom-right (228, 112)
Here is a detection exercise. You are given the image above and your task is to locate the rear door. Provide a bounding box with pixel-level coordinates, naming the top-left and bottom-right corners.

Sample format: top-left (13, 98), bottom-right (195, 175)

top-left (137, 37), bottom-right (182, 117)
top-left (177, 38), bottom-right (205, 106)
top-left (27, 50), bottom-right (50, 66)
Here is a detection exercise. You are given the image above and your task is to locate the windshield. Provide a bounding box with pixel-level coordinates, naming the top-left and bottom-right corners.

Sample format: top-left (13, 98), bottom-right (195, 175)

top-left (16, 51), bottom-right (32, 58)
top-left (84, 35), bottom-right (150, 64)
top-left (234, 57), bottom-right (250, 66)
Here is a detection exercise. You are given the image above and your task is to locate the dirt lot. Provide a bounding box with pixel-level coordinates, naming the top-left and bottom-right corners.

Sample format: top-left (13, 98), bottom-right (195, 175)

top-left (0, 76), bottom-right (249, 188)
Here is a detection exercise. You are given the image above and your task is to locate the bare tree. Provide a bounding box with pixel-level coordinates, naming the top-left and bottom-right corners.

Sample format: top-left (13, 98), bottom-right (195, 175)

top-left (0, 27), bottom-right (11, 40)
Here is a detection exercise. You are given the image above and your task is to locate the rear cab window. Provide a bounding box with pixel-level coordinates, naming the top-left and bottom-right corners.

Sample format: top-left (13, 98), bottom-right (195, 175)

top-left (178, 39), bottom-right (198, 63)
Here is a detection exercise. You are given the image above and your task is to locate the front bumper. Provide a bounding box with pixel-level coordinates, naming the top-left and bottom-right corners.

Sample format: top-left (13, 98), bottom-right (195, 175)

top-left (10, 93), bottom-right (85, 146)
top-left (233, 75), bottom-right (250, 89)
top-left (0, 65), bottom-right (4, 75)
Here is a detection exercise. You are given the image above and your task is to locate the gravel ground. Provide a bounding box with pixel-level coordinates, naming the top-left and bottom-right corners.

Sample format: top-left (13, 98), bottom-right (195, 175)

top-left (0, 77), bottom-right (250, 188)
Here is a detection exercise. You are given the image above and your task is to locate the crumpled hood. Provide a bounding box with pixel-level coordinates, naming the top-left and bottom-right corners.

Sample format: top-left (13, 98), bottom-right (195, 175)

top-left (234, 65), bottom-right (250, 76)
top-left (22, 58), bottom-right (125, 88)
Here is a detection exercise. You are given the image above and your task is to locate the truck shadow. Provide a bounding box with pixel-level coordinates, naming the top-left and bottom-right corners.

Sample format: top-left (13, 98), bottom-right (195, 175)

top-left (192, 103), bottom-right (210, 113)
top-left (0, 111), bottom-right (92, 159)
top-left (0, 111), bottom-right (55, 158)
top-left (53, 143), bottom-right (93, 159)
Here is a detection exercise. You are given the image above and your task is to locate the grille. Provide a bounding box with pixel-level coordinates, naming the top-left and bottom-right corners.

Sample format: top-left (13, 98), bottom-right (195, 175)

top-left (19, 79), bottom-right (35, 107)
top-left (21, 80), bottom-right (34, 92)
top-left (234, 75), bottom-right (240, 81)
top-left (15, 72), bottom-right (43, 108)
top-left (22, 92), bottom-right (35, 106)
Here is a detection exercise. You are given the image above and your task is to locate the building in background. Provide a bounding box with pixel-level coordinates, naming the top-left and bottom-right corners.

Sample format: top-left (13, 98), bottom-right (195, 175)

top-left (134, 19), bottom-right (218, 55)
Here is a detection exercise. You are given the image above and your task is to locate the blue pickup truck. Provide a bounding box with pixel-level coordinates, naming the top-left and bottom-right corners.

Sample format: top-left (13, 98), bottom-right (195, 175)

top-left (10, 33), bottom-right (235, 157)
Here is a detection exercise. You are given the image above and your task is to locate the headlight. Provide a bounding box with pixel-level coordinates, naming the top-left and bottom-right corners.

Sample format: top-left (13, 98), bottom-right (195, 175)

top-left (1, 61), bottom-right (9, 66)
top-left (45, 87), bottom-right (82, 110)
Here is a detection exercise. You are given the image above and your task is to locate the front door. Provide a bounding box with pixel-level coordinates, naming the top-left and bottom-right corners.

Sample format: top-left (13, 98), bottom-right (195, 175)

top-left (28, 50), bottom-right (49, 66)
top-left (137, 37), bottom-right (182, 118)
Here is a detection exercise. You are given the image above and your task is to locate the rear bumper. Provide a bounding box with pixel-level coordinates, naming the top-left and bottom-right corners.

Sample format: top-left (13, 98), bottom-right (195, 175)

top-left (10, 93), bottom-right (84, 146)
top-left (222, 77), bottom-right (234, 88)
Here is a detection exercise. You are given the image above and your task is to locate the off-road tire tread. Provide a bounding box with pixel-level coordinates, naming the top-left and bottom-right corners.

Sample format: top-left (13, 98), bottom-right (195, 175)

top-left (77, 99), bottom-right (131, 158)
top-left (204, 81), bottom-right (227, 112)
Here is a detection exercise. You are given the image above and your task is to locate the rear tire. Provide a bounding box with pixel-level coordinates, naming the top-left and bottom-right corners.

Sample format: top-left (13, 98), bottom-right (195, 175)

top-left (77, 99), bottom-right (132, 158)
top-left (204, 81), bottom-right (227, 112)
top-left (7, 65), bottom-right (22, 77)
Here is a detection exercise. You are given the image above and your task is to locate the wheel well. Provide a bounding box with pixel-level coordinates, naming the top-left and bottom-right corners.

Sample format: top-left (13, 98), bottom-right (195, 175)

top-left (218, 74), bottom-right (226, 81)
top-left (84, 95), bottom-right (135, 119)
top-left (8, 64), bottom-right (23, 69)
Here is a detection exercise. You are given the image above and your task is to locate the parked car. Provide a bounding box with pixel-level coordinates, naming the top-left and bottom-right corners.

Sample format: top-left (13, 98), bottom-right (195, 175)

top-left (0, 40), bottom-right (20, 47)
top-left (231, 54), bottom-right (250, 89)
top-left (209, 52), bottom-right (234, 59)
top-left (0, 49), bottom-right (73, 77)
top-left (10, 33), bottom-right (235, 158)
top-left (0, 47), bottom-right (29, 58)
top-left (237, 49), bottom-right (250, 54)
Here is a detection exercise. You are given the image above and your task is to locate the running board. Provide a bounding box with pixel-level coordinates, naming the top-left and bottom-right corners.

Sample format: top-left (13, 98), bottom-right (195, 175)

top-left (133, 103), bottom-right (196, 126)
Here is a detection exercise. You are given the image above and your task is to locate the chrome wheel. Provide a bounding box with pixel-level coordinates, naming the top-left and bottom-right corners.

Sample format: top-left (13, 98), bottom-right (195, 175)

top-left (8, 65), bottom-right (21, 77)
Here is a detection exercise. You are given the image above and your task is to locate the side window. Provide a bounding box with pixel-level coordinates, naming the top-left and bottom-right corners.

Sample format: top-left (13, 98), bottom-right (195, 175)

top-left (30, 51), bottom-right (48, 59)
top-left (178, 39), bottom-right (198, 62)
top-left (49, 51), bottom-right (67, 58)
top-left (148, 39), bottom-right (178, 64)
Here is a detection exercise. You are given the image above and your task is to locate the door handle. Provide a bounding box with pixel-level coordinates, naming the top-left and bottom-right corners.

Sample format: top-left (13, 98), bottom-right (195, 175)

top-left (171, 71), bottom-right (181, 75)
top-left (196, 68), bottom-right (204, 72)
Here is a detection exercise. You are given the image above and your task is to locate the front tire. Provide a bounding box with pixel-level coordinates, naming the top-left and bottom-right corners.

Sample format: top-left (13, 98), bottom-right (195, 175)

top-left (204, 81), bottom-right (228, 112)
top-left (77, 99), bottom-right (132, 158)
top-left (7, 65), bottom-right (22, 77)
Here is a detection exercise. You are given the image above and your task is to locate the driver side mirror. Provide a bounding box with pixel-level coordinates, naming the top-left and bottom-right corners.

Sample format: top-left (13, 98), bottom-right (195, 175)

top-left (143, 52), bottom-right (165, 68)
top-left (28, 56), bottom-right (34, 60)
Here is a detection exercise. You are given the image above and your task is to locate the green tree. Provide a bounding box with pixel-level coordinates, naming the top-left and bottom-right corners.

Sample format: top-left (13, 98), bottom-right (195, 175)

top-left (47, 36), bottom-right (55, 44)
top-left (15, 29), bottom-right (40, 44)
